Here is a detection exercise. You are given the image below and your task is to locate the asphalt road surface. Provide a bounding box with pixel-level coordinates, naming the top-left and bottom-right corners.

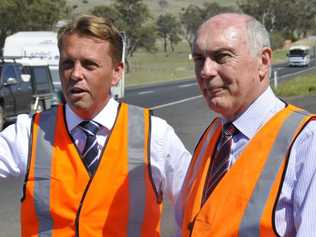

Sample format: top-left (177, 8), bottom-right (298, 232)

top-left (1, 94), bottom-right (316, 237)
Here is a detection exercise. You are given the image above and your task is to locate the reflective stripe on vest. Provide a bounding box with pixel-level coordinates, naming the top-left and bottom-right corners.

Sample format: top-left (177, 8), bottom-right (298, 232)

top-left (22, 103), bottom-right (161, 236)
top-left (239, 111), bottom-right (309, 236)
top-left (34, 107), bottom-right (57, 236)
top-left (128, 105), bottom-right (146, 237)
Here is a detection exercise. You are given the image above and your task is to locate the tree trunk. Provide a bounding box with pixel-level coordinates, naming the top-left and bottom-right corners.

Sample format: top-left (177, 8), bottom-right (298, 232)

top-left (163, 35), bottom-right (167, 53)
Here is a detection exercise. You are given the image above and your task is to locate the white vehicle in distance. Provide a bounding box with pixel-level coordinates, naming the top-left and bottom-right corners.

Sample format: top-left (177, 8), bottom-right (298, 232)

top-left (3, 31), bottom-right (60, 88)
top-left (287, 45), bottom-right (311, 66)
top-left (3, 31), bottom-right (125, 100)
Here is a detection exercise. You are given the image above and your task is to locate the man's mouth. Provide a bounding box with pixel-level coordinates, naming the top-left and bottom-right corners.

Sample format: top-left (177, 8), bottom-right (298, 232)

top-left (206, 87), bottom-right (225, 97)
top-left (70, 87), bottom-right (87, 94)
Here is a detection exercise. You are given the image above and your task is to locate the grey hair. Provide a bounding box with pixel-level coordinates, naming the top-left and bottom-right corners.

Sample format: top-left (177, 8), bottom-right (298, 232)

top-left (246, 17), bottom-right (271, 57)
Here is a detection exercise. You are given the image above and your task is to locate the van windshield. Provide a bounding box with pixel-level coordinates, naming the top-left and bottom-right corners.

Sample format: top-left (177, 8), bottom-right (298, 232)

top-left (289, 49), bottom-right (307, 56)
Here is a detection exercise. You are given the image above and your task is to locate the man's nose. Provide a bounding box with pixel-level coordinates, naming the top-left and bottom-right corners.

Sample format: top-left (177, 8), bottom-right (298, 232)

top-left (200, 57), bottom-right (218, 79)
top-left (70, 62), bottom-right (84, 80)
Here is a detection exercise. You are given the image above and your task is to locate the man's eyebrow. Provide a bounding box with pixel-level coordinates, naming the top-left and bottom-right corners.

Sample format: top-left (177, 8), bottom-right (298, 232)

top-left (192, 47), bottom-right (234, 56)
top-left (212, 47), bottom-right (234, 53)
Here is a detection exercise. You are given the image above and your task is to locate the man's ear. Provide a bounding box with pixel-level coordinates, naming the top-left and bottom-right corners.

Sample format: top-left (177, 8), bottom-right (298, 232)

top-left (258, 47), bottom-right (272, 80)
top-left (112, 62), bottom-right (124, 86)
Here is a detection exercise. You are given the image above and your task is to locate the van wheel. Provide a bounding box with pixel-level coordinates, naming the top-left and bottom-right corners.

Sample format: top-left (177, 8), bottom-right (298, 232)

top-left (0, 106), bottom-right (4, 131)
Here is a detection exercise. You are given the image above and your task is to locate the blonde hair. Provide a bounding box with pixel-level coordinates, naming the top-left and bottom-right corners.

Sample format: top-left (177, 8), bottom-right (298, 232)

top-left (58, 15), bottom-right (123, 64)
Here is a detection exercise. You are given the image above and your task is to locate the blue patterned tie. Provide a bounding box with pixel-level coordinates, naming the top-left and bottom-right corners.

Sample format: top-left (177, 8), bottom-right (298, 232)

top-left (202, 123), bottom-right (238, 204)
top-left (79, 120), bottom-right (101, 175)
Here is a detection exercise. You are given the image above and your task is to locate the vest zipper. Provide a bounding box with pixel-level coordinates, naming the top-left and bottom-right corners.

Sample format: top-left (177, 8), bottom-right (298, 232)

top-left (188, 216), bottom-right (197, 237)
top-left (74, 105), bottom-right (119, 236)
top-left (74, 127), bottom-right (110, 236)
top-left (74, 173), bottom-right (96, 237)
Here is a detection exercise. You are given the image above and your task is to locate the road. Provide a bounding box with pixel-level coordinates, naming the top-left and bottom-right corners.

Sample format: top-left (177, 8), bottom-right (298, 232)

top-left (271, 58), bottom-right (316, 83)
top-left (1, 63), bottom-right (316, 237)
top-left (124, 58), bottom-right (316, 109)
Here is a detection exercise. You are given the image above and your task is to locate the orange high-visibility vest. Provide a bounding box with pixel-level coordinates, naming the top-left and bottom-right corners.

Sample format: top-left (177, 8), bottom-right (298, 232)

top-left (21, 103), bottom-right (162, 237)
top-left (180, 104), bottom-right (315, 237)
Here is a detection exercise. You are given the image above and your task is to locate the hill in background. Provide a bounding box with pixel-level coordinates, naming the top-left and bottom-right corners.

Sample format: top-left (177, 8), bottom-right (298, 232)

top-left (65, 0), bottom-right (239, 87)
top-left (67, 0), bottom-right (237, 17)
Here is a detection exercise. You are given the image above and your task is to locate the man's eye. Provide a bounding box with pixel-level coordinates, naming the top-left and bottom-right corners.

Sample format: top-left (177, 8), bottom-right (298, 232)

top-left (214, 53), bottom-right (231, 64)
top-left (61, 60), bottom-right (73, 70)
top-left (85, 64), bottom-right (97, 71)
top-left (192, 55), bottom-right (205, 63)
top-left (82, 61), bottom-right (98, 70)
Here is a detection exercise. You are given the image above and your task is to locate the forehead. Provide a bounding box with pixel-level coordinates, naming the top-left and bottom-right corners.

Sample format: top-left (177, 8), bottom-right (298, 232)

top-left (193, 19), bottom-right (248, 53)
top-left (61, 33), bottom-right (110, 51)
top-left (60, 33), bottom-right (112, 60)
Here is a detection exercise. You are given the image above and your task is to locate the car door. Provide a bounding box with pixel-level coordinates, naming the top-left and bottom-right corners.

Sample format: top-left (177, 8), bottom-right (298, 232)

top-left (0, 64), bottom-right (18, 116)
top-left (2, 63), bottom-right (33, 115)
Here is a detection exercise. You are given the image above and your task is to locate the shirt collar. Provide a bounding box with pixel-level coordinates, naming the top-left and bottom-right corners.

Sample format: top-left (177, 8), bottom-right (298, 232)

top-left (66, 97), bottom-right (119, 133)
top-left (230, 87), bottom-right (285, 139)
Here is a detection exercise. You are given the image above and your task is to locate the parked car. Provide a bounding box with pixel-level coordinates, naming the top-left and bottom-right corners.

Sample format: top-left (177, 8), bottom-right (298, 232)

top-left (22, 63), bottom-right (61, 109)
top-left (3, 31), bottom-right (125, 100)
top-left (0, 59), bottom-right (58, 130)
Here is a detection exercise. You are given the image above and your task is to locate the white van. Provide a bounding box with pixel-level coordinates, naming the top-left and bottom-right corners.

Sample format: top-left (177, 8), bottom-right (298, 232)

top-left (287, 45), bottom-right (311, 66)
top-left (3, 31), bottom-right (125, 99)
top-left (3, 31), bottom-right (60, 88)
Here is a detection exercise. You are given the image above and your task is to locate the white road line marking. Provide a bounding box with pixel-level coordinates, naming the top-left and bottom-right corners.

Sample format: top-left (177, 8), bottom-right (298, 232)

top-left (279, 66), bottom-right (316, 79)
top-left (138, 90), bottom-right (154, 95)
top-left (150, 95), bottom-right (203, 110)
top-left (178, 83), bottom-right (196, 88)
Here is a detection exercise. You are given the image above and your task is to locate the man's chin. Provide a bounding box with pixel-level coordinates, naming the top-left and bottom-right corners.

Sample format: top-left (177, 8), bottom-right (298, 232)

top-left (208, 100), bottom-right (232, 116)
top-left (68, 101), bottom-right (92, 114)
top-left (207, 98), bottom-right (224, 111)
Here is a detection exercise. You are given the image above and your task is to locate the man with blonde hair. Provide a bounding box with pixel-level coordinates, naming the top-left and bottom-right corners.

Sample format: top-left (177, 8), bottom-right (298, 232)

top-left (0, 15), bottom-right (191, 236)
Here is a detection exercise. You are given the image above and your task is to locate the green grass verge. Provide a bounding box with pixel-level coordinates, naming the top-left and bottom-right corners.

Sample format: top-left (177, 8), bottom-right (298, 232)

top-left (125, 42), bottom-right (291, 87)
top-left (126, 41), bottom-right (195, 86)
top-left (272, 48), bottom-right (288, 64)
top-left (274, 71), bottom-right (316, 97)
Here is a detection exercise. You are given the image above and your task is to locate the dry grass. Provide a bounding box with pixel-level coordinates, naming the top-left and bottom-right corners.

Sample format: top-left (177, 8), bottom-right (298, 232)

top-left (67, 0), bottom-right (237, 17)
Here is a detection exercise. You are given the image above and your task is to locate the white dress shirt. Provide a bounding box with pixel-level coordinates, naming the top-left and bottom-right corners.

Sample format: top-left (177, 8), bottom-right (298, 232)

top-left (0, 98), bottom-right (191, 205)
top-left (227, 87), bottom-right (316, 236)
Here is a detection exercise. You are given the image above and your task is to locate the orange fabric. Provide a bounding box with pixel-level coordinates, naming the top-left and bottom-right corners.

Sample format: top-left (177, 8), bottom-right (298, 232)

top-left (50, 106), bottom-right (90, 237)
top-left (180, 118), bottom-right (222, 237)
top-left (21, 103), bottom-right (162, 237)
top-left (182, 105), bottom-right (313, 237)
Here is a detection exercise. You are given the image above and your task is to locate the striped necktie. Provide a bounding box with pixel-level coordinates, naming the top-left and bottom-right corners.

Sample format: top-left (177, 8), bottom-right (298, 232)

top-left (202, 123), bottom-right (238, 205)
top-left (79, 120), bottom-right (101, 175)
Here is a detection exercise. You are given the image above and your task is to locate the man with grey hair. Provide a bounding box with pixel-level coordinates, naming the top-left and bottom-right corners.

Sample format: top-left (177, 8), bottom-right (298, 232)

top-left (177, 13), bottom-right (316, 236)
